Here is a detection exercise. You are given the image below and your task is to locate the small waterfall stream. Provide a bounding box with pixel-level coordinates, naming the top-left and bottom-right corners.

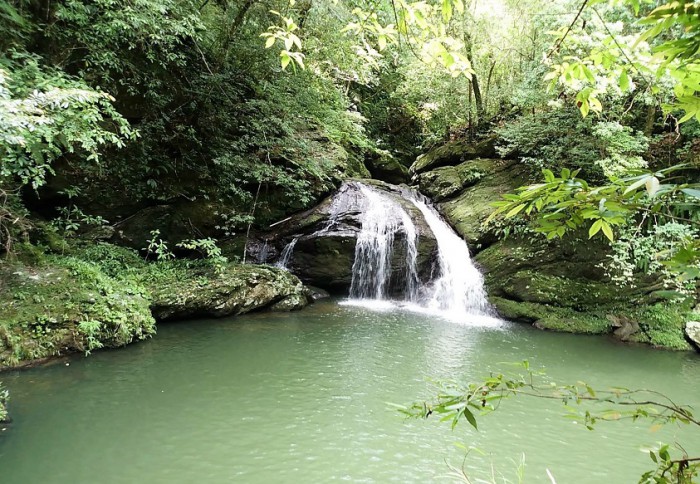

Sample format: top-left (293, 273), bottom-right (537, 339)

top-left (346, 183), bottom-right (493, 322)
top-left (275, 237), bottom-right (299, 270)
top-left (405, 193), bottom-right (490, 316)
top-left (348, 185), bottom-right (419, 300)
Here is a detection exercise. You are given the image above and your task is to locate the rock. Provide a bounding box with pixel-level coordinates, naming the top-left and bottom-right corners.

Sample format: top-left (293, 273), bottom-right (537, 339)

top-left (305, 286), bottom-right (331, 301)
top-left (413, 158), bottom-right (493, 202)
top-left (685, 321), bottom-right (700, 350)
top-left (111, 200), bottom-right (225, 251)
top-left (609, 315), bottom-right (641, 341)
top-left (266, 179), bottom-right (438, 293)
top-left (150, 264), bottom-right (309, 320)
top-left (365, 151), bottom-right (410, 184)
top-left (437, 159), bottom-right (528, 248)
top-left (409, 135), bottom-right (497, 175)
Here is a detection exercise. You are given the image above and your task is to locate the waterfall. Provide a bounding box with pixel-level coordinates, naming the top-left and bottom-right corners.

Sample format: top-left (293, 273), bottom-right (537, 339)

top-left (346, 183), bottom-right (493, 322)
top-left (349, 185), bottom-right (419, 300)
top-left (405, 194), bottom-right (490, 316)
top-left (275, 237), bottom-right (299, 270)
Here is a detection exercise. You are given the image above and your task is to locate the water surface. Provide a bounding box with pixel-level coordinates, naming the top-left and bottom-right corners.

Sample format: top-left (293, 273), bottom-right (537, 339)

top-left (1, 301), bottom-right (698, 483)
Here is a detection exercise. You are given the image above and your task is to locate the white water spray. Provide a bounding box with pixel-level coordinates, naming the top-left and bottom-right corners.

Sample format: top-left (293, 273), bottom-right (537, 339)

top-left (349, 185), bottom-right (418, 300)
top-left (275, 237), bottom-right (299, 270)
top-left (346, 183), bottom-right (493, 323)
top-left (405, 194), bottom-right (490, 317)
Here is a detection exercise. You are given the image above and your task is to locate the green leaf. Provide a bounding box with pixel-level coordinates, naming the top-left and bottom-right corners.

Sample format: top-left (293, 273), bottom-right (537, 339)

top-left (601, 220), bottom-right (614, 242)
top-left (463, 407), bottom-right (478, 429)
top-left (681, 188), bottom-right (700, 199)
top-left (589, 219), bottom-right (603, 238)
top-left (619, 68), bottom-right (630, 91)
top-left (506, 204), bottom-right (526, 218)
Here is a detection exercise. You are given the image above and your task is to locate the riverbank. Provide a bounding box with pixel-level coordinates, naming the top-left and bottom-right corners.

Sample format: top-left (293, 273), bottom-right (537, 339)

top-left (0, 242), bottom-right (309, 371)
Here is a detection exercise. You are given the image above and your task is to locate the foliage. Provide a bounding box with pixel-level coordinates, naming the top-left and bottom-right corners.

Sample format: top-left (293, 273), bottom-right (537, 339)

top-left (0, 57), bottom-right (135, 191)
top-left (398, 362), bottom-right (700, 483)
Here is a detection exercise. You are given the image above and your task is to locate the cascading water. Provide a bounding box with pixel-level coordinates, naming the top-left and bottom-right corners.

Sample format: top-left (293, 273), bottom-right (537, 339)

top-left (348, 185), bottom-right (419, 300)
top-left (405, 193), bottom-right (490, 316)
top-left (275, 237), bottom-right (299, 270)
top-left (346, 183), bottom-right (493, 322)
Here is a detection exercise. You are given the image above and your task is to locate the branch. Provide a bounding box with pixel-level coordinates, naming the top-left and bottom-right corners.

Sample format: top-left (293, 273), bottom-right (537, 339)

top-left (547, 0), bottom-right (589, 58)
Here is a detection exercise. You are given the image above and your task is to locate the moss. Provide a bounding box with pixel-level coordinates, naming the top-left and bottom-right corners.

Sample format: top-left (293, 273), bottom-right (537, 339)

top-left (148, 261), bottom-right (308, 320)
top-left (409, 136), bottom-right (497, 174)
top-left (491, 297), bottom-right (612, 334)
top-left (625, 304), bottom-right (694, 350)
top-left (491, 296), bottom-right (694, 349)
top-left (438, 159), bottom-right (529, 247)
top-left (0, 252), bottom-right (155, 369)
top-left (0, 242), bottom-right (309, 368)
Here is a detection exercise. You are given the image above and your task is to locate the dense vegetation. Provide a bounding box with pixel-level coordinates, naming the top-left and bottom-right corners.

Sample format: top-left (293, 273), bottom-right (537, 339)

top-left (0, 0), bottom-right (699, 479)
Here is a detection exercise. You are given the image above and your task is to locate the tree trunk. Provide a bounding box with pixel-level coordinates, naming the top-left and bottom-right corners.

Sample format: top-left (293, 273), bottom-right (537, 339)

top-left (464, 32), bottom-right (484, 129)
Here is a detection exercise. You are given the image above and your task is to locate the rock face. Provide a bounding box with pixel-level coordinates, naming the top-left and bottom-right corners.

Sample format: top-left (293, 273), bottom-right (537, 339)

top-left (150, 264), bottom-right (309, 321)
top-left (410, 138), bottom-right (695, 350)
top-left (685, 322), bottom-right (700, 350)
top-left (365, 151), bottom-right (410, 185)
top-left (264, 180), bottom-right (438, 294)
top-left (410, 135), bottom-right (497, 175)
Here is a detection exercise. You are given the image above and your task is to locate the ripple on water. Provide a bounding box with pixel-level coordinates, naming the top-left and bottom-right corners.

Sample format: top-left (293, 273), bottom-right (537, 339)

top-left (0, 300), bottom-right (697, 484)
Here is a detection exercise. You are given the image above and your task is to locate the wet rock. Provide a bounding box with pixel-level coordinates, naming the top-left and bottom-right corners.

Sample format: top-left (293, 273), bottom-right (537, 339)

top-left (685, 321), bottom-right (700, 350)
top-left (609, 315), bottom-right (641, 341)
top-left (265, 180), bottom-right (438, 294)
top-left (305, 286), bottom-right (331, 301)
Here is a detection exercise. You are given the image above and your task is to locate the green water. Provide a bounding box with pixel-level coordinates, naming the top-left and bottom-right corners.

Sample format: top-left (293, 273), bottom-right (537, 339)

top-left (1, 300), bottom-right (698, 483)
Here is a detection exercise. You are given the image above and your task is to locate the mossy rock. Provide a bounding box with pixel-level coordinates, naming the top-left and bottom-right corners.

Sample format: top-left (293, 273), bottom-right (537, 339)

top-left (149, 263), bottom-right (308, 320)
top-left (366, 151), bottom-right (409, 184)
top-left (414, 158), bottom-right (495, 202)
top-left (409, 135), bottom-right (497, 175)
top-left (437, 159), bottom-right (529, 247)
top-left (0, 255), bottom-right (155, 369)
top-left (490, 297), bottom-right (612, 334)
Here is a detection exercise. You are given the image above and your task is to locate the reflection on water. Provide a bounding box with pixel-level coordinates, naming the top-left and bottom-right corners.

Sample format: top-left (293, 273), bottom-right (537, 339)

top-left (0, 300), bottom-right (698, 483)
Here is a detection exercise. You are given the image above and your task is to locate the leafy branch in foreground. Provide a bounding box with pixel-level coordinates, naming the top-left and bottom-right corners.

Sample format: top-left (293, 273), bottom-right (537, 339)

top-left (396, 362), bottom-right (699, 483)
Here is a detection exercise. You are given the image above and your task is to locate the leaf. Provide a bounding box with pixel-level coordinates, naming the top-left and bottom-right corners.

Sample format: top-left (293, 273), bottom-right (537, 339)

top-left (265, 36), bottom-right (276, 49)
top-left (619, 68), bottom-right (630, 91)
top-left (280, 52), bottom-right (291, 69)
top-left (506, 204), bottom-right (526, 218)
top-left (645, 176), bottom-right (660, 197)
top-left (601, 220), bottom-right (614, 242)
top-left (681, 188), bottom-right (700, 199)
top-left (580, 99), bottom-right (590, 118)
top-left (589, 219), bottom-right (603, 238)
top-left (462, 407), bottom-right (478, 430)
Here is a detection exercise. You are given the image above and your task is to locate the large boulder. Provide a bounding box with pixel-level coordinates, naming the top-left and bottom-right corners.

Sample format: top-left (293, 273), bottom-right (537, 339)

top-left (150, 264), bottom-right (308, 321)
top-left (365, 151), bottom-right (410, 184)
top-left (685, 321), bottom-right (700, 350)
top-left (409, 135), bottom-right (497, 175)
top-left (265, 180), bottom-right (438, 294)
